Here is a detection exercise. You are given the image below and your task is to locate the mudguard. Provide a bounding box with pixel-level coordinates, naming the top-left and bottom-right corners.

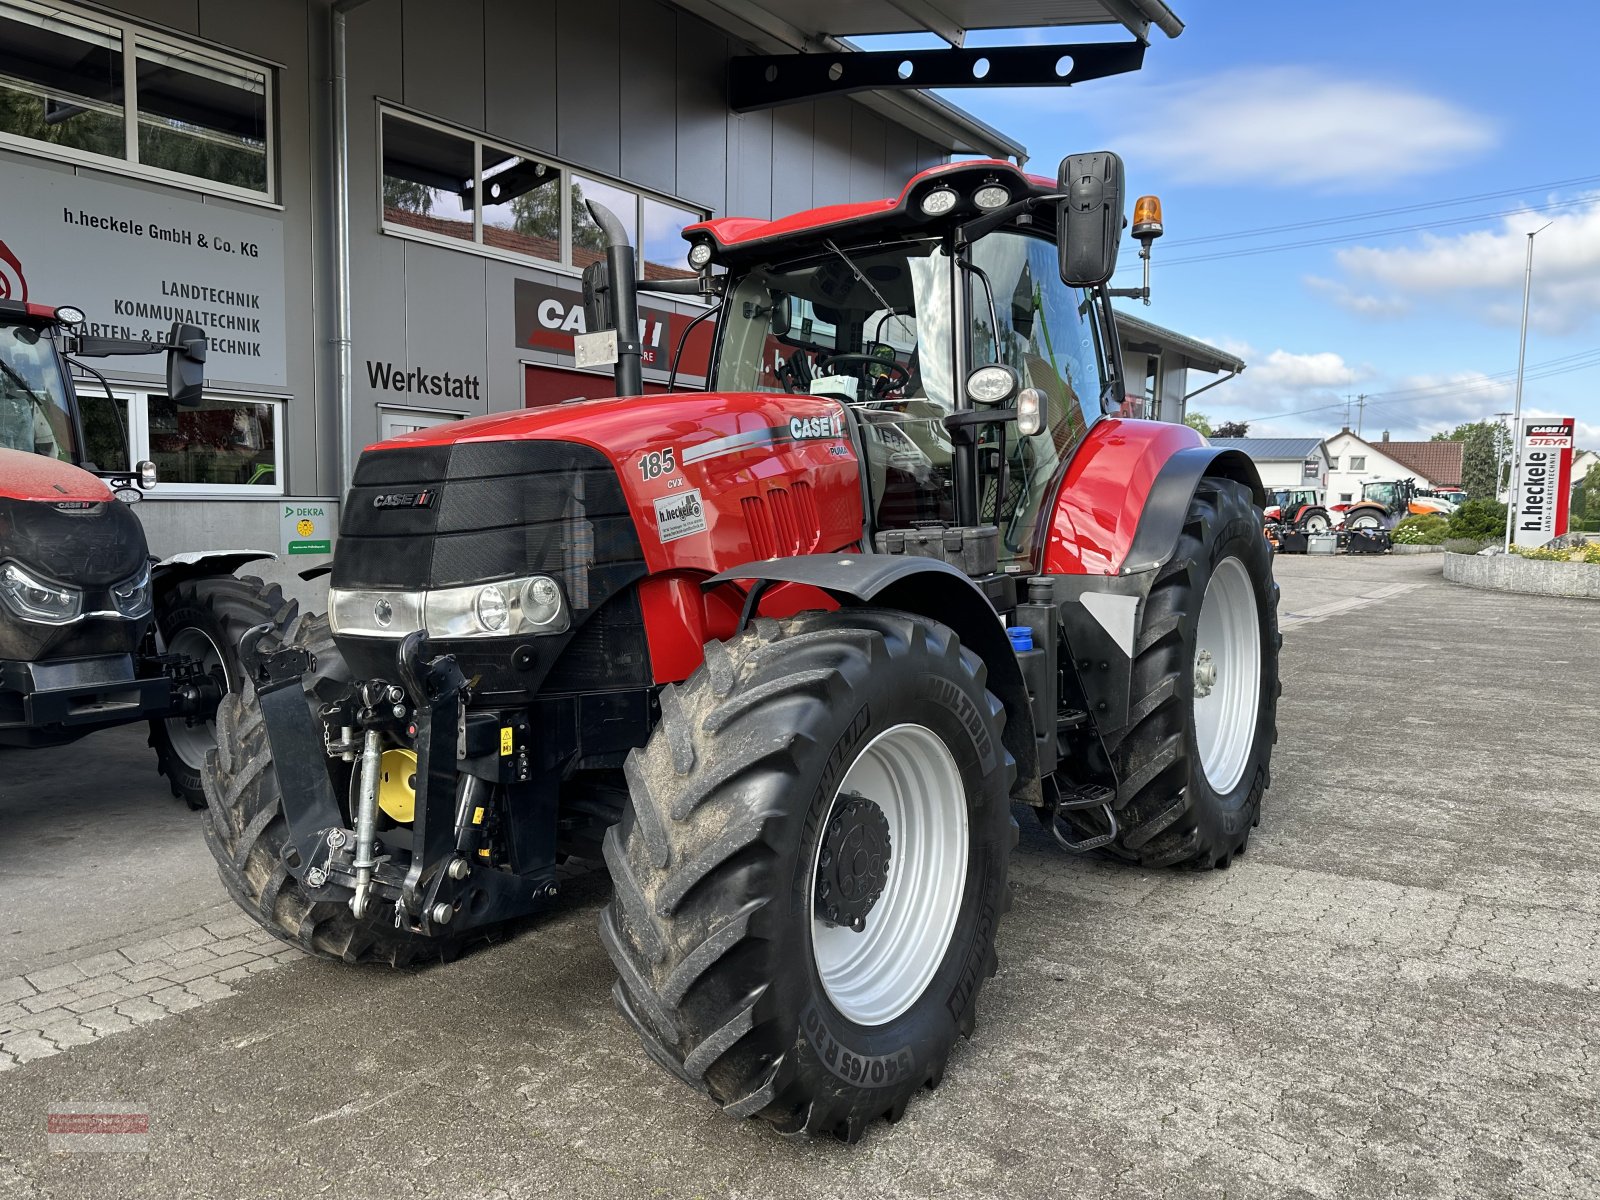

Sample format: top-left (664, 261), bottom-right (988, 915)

top-left (706, 554), bottom-right (1040, 804)
top-left (1041, 421), bottom-right (1265, 732)
top-left (151, 550), bottom-right (276, 592)
top-left (1042, 419), bottom-right (1264, 577)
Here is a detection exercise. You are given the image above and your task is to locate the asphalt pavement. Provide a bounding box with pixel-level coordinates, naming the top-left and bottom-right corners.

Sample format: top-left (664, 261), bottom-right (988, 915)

top-left (1, 552), bottom-right (1596, 1199)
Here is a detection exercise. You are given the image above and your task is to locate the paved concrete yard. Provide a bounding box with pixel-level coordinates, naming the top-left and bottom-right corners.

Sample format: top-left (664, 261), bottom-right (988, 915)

top-left (1, 553), bottom-right (1596, 1198)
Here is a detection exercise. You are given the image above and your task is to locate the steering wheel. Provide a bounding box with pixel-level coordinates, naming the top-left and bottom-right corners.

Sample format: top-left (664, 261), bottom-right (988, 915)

top-left (817, 353), bottom-right (911, 399)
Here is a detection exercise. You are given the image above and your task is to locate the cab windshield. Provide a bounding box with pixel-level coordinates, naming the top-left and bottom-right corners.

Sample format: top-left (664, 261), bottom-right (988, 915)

top-left (0, 324), bottom-right (76, 460)
top-left (711, 231), bottom-right (1106, 565)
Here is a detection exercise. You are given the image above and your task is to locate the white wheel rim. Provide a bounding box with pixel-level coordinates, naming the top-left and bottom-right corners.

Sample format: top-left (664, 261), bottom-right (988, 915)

top-left (1305, 514), bottom-right (1329, 533)
top-left (163, 626), bottom-right (227, 770)
top-left (1192, 556), bottom-right (1261, 794)
top-left (810, 723), bottom-right (968, 1027)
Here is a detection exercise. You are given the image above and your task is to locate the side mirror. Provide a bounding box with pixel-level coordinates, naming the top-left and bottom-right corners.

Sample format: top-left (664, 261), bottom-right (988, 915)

top-left (1058, 151), bottom-right (1125, 287)
top-left (165, 321), bottom-right (207, 407)
top-left (768, 293), bottom-right (792, 338)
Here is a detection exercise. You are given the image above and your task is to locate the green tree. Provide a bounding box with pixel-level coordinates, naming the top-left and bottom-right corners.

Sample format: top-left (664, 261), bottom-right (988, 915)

top-left (1459, 422), bottom-right (1499, 499)
top-left (1213, 419), bottom-right (1250, 438)
top-left (1184, 411), bottom-right (1213, 437)
top-left (383, 176), bottom-right (434, 214)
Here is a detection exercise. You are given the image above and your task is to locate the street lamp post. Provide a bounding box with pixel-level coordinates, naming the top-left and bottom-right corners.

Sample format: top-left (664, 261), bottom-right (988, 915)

top-left (1504, 222), bottom-right (1553, 551)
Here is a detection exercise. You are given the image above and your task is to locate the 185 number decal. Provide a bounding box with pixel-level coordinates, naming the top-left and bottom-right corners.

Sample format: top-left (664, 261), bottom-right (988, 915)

top-left (637, 448), bottom-right (676, 480)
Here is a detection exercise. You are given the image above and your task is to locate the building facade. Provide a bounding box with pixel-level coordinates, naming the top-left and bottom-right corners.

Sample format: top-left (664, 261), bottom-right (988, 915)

top-left (1205, 437), bottom-right (1329, 495)
top-left (1323, 430), bottom-right (1462, 506)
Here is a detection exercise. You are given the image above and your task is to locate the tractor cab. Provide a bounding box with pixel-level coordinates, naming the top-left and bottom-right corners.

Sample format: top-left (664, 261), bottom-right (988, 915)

top-left (705, 188), bottom-right (1114, 566)
top-left (0, 299), bottom-right (208, 488)
top-left (0, 305), bottom-right (83, 463)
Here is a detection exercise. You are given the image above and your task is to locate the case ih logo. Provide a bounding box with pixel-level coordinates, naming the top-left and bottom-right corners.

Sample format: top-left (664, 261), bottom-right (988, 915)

top-left (789, 414), bottom-right (843, 440)
top-left (372, 489), bottom-right (437, 509)
top-left (0, 238), bottom-right (28, 302)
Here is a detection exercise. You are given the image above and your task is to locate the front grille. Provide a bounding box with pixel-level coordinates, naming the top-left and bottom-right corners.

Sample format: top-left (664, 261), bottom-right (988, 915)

top-left (333, 439), bottom-right (650, 703)
top-left (0, 496), bottom-right (147, 587)
top-left (739, 480), bottom-right (821, 560)
top-left (335, 440), bottom-right (642, 594)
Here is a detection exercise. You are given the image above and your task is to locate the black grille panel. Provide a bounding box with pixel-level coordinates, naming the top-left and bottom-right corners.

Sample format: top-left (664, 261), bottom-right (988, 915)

top-left (337, 441), bottom-right (642, 592)
top-left (0, 497), bottom-right (147, 587)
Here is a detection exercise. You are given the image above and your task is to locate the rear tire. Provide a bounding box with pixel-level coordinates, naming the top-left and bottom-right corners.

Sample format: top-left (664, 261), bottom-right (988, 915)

top-left (601, 610), bottom-right (1015, 1141)
top-left (200, 612), bottom-right (470, 964)
top-left (1084, 477), bottom-right (1280, 869)
top-left (149, 575), bottom-right (297, 810)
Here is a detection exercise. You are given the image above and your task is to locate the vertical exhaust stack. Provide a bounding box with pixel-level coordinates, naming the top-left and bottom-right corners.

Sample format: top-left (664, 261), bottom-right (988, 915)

top-left (584, 200), bottom-right (645, 399)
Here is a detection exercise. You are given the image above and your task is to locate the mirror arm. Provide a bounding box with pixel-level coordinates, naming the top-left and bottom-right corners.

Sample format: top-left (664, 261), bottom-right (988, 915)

top-left (954, 193), bottom-right (1067, 250)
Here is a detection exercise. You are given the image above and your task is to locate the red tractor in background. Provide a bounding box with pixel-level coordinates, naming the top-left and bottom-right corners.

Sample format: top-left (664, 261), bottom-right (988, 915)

top-left (1264, 486), bottom-right (1333, 534)
top-left (0, 299), bottom-right (295, 806)
top-left (203, 152), bottom-right (1279, 1140)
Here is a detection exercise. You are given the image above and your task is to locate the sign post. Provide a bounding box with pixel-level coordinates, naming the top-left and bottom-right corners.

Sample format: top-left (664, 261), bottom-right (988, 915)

top-left (1509, 417), bottom-right (1575, 547)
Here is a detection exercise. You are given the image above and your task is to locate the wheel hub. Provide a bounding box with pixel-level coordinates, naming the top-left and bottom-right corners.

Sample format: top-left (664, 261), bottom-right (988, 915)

top-left (815, 793), bottom-right (892, 933)
top-left (1193, 648), bottom-right (1217, 699)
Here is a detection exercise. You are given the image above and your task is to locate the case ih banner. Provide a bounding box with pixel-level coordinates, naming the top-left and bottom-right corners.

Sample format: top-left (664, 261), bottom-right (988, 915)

top-left (514, 278), bottom-right (714, 381)
top-left (1513, 417), bottom-right (1575, 544)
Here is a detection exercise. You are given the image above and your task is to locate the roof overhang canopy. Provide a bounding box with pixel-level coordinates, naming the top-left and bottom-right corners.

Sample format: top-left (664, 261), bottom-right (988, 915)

top-left (667, 0), bottom-right (1182, 159)
top-left (1115, 310), bottom-right (1245, 377)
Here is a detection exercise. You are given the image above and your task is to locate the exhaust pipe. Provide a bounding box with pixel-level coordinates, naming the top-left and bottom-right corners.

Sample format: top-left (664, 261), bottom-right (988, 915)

top-left (583, 200), bottom-right (644, 399)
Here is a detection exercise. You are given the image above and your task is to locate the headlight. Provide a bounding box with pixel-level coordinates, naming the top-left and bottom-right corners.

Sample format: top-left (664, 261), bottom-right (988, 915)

top-left (687, 240), bottom-right (714, 270)
top-left (965, 364), bottom-right (1020, 406)
top-left (329, 574), bottom-right (571, 640)
top-left (919, 187), bottom-right (958, 216)
top-left (973, 185), bottom-right (1009, 210)
top-left (111, 562), bottom-right (153, 619)
top-left (0, 560), bottom-right (83, 624)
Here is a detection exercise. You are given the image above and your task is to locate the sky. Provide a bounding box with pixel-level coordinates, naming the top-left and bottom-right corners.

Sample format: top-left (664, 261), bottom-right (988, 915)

top-left (858, 1), bottom-right (1600, 446)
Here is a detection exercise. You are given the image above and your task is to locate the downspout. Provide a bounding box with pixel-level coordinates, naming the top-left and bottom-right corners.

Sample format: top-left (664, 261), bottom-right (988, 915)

top-left (332, 0), bottom-right (373, 501)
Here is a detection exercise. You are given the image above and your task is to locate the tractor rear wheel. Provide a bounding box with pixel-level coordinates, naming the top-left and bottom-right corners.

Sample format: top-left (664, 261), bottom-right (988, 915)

top-left (149, 575), bottom-right (297, 809)
top-left (200, 612), bottom-right (470, 964)
top-left (601, 610), bottom-right (1015, 1141)
top-left (1077, 477), bottom-right (1280, 869)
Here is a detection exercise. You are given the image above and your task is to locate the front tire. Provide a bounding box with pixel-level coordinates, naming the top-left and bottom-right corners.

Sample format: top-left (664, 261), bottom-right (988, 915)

top-left (149, 574), bottom-right (297, 809)
top-left (1086, 477), bottom-right (1280, 869)
top-left (601, 610), bottom-right (1015, 1141)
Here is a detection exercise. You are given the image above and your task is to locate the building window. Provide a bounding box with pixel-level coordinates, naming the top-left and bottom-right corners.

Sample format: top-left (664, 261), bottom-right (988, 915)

top-left (1349, 455), bottom-right (1366, 471)
top-left (379, 107), bottom-right (707, 288)
top-left (0, 0), bottom-right (275, 200)
top-left (1329, 456), bottom-right (1340, 470)
top-left (73, 376), bottom-right (284, 494)
top-left (1340, 493), bottom-right (1352, 502)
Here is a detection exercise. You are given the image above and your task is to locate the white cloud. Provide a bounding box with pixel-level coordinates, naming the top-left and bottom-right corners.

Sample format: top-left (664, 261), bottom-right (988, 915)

top-left (1303, 276), bottom-right (1412, 320)
top-left (1105, 67), bottom-right (1495, 189)
top-left (1334, 196), bottom-right (1600, 335)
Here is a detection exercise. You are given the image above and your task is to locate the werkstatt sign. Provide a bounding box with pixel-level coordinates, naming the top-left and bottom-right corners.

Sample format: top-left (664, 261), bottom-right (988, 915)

top-left (1512, 417), bottom-right (1575, 545)
top-left (280, 501), bottom-right (333, 556)
top-left (0, 159), bottom-right (287, 387)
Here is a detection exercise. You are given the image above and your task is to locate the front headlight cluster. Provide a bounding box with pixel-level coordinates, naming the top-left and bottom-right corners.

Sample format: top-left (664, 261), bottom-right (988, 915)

top-left (0, 560), bottom-right (151, 624)
top-left (329, 574), bottom-right (570, 640)
top-left (0, 561), bottom-right (81, 624)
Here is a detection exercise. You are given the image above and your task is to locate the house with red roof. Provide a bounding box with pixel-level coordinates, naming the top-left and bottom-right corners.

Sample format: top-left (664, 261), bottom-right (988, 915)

top-left (1323, 429), bottom-right (1463, 507)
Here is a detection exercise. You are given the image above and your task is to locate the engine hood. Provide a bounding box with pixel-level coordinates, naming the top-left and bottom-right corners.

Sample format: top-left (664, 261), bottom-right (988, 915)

top-left (0, 447), bottom-right (113, 503)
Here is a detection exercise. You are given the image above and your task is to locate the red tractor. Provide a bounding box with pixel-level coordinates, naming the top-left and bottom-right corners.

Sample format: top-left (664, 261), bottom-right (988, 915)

top-left (203, 153), bottom-right (1279, 1140)
top-left (0, 299), bottom-right (294, 806)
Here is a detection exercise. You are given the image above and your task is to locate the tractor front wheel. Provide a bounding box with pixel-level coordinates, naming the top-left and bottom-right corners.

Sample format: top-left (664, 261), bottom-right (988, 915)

top-left (601, 610), bottom-right (1015, 1141)
top-left (149, 575), bottom-right (297, 809)
top-left (1080, 477), bottom-right (1280, 869)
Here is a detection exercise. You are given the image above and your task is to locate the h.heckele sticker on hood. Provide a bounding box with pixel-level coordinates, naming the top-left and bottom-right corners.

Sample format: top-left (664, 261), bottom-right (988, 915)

top-left (654, 489), bottom-right (707, 542)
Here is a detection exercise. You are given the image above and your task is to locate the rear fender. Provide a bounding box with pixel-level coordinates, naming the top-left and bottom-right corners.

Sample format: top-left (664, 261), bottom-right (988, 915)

top-left (1043, 423), bottom-right (1264, 730)
top-left (1043, 419), bottom-right (1264, 576)
top-left (704, 555), bottom-right (1039, 803)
